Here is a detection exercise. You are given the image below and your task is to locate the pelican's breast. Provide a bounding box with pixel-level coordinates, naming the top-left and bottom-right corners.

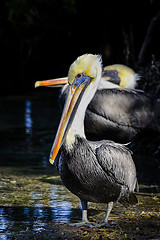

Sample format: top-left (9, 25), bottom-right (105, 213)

top-left (57, 136), bottom-right (125, 203)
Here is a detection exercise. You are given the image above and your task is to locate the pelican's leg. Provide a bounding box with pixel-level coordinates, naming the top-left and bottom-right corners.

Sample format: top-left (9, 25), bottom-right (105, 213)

top-left (70, 200), bottom-right (95, 227)
top-left (81, 200), bottom-right (89, 223)
top-left (96, 201), bottom-right (114, 227)
top-left (103, 201), bottom-right (113, 225)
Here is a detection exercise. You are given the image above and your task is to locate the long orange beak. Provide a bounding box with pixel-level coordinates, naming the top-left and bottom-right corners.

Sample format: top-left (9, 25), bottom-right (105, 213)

top-left (49, 75), bottom-right (91, 164)
top-left (35, 77), bottom-right (68, 88)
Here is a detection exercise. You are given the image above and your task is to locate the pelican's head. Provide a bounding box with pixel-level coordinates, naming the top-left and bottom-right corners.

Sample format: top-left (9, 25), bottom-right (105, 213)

top-left (68, 54), bottom-right (102, 85)
top-left (34, 55), bottom-right (102, 89)
top-left (104, 64), bottom-right (140, 89)
top-left (45, 54), bottom-right (102, 164)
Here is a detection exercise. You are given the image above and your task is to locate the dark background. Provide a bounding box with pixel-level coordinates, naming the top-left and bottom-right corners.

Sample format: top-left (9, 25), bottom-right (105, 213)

top-left (1, 0), bottom-right (160, 95)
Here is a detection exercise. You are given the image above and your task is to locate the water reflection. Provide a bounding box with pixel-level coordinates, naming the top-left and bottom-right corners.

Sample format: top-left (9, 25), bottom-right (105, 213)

top-left (25, 100), bottom-right (33, 136)
top-left (50, 185), bottom-right (72, 223)
top-left (0, 208), bottom-right (8, 240)
top-left (30, 184), bottom-right (72, 224)
top-left (42, 156), bottom-right (48, 168)
top-left (0, 204), bottom-right (73, 238)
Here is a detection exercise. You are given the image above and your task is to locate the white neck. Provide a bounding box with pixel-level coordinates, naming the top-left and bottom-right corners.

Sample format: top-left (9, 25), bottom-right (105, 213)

top-left (98, 79), bottom-right (120, 89)
top-left (72, 81), bottom-right (98, 137)
top-left (66, 72), bottom-right (101, 146)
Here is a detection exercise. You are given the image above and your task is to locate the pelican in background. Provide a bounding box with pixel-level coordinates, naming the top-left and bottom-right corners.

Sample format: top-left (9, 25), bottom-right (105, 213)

top-left (36, 64), bottom-right (148, 143)
top-left (37, 54), bottom-right (138, 227)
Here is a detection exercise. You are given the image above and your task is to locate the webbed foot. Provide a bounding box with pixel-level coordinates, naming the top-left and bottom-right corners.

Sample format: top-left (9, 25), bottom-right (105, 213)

top-left (94, 221), bottom-right (110, 228)
top-left (70, 221), bottom-right (96, 228)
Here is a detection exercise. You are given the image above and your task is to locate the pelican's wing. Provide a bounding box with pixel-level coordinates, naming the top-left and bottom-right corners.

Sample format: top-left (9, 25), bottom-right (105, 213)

top-left (95, 141), bottom-right (137, 194)
top-left (85, 88), bottom-right (160, 142)
top-left (89, 88), bottom-right (158, 129)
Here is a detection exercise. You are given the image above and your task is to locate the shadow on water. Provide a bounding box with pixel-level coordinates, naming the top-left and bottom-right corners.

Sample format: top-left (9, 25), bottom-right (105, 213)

top-left (0, 90), bottom-right (160, 239)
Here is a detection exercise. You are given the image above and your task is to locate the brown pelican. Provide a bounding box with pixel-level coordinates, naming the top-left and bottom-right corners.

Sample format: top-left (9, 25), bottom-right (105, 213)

top-left (35, 64), bottom-right (146, 143)
top-left (38, 54), bottom-right (138, 227)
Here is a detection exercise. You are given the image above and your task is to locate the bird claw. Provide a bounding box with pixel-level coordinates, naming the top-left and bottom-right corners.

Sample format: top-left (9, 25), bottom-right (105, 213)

top-left (70, 221), bottom-right (110, 228)
top-left (94, 221), bottom-right (110, 228)
top-left (69, 221), bottom-right (96, 228)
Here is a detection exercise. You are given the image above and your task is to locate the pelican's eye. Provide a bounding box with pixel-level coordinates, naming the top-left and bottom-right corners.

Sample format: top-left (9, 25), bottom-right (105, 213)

top-left (73, 73), bottom-right (91, 88)
top-left (76, 73), bottom-right (83, 80)
top-left (113, 70), bottom-right (118, 76)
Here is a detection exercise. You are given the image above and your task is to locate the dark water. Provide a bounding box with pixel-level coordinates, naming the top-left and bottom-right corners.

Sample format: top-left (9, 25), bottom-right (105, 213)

top-left (0, 90), bottom-right (78, 239)
top-left (0, 89), bottom-right (160, 239)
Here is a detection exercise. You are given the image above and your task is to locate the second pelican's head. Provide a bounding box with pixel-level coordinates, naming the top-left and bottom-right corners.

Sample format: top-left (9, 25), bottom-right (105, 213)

top-left (104, 64), bottom-right (140, 89)
top-left (47, 54), bottom-right (102, 164)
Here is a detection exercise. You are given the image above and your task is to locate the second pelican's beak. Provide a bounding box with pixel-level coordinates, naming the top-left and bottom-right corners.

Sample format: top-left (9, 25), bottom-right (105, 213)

top-left (35, 77), bottom-right (68, 88)
top-left (102, 69), bottom-right (120, 86)
top-left (49, 74), bottom-right (92, 164)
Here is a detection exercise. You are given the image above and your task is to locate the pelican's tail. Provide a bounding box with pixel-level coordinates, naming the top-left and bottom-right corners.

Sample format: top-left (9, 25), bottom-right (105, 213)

top-left (128, 192), bottom-right (138, 205)
top-left (119, 192), bottom-right (138, 206)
